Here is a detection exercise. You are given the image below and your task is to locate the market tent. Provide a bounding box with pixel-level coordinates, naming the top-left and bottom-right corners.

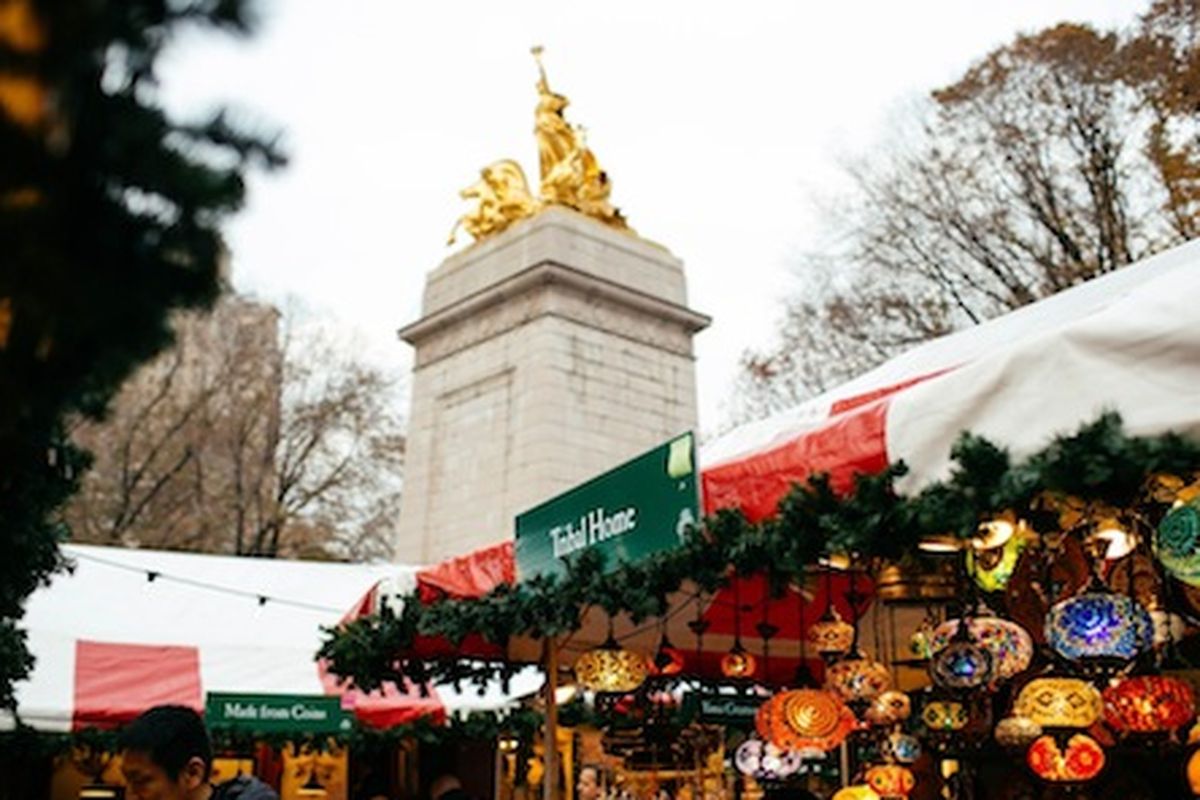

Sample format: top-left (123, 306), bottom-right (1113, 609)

top-left (400, 237), bottom-right (1200, 670)
top-left (3, 544), bottom-right (542, 732)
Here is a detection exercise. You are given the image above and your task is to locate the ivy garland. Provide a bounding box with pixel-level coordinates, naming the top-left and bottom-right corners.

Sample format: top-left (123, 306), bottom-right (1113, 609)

top-left (319, 414), bottom-right (1200, 692)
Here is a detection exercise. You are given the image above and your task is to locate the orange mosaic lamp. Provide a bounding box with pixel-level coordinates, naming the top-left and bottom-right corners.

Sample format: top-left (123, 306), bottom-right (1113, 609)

top-left (1102, 675), bottom-right (1195, 733)
top-left (826, 651), bottom-right (891, 703)
top-left (1026, 734), bottom-right (1105, 782)
top-left (720, 641), bottom-right (758, 679)
top-left (865, 764), bottom-right (915, 798)
top-left (755, 688), bottom-right (857, 752)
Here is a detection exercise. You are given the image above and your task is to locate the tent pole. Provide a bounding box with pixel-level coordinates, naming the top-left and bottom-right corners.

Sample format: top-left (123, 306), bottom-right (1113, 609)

top-left (544, 637), bottom-right (560, 800)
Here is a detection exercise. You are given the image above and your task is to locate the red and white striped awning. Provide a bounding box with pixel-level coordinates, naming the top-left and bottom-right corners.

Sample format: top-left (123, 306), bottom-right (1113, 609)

top-left (4, 544), bottom-right (541, 732)
top-left (414, 238), bottom-right (1200, 600)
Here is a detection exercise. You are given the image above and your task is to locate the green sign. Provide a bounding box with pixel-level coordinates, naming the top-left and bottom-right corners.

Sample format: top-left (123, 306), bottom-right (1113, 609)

top-left (686, 692), bottom-right (762, 727)
top-left (205, 693), bottom-right (351, 734)
top-left (515, 432), bottom-right (700, 582)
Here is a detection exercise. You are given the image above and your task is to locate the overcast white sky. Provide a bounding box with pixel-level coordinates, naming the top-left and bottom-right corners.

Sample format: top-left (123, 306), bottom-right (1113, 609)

top-left (159, 0), bottom-right (1142, 435)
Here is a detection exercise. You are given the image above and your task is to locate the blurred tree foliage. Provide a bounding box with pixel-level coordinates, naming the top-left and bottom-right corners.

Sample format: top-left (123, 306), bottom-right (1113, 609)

top-left (733, 0), bottom-right (1200, 423)
top-left (0, 0), bottom-right (283, 709)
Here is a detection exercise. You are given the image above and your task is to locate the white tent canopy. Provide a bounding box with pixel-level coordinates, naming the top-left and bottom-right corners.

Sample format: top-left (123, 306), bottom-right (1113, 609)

top-left (6, 544), bottom-right (541, 732)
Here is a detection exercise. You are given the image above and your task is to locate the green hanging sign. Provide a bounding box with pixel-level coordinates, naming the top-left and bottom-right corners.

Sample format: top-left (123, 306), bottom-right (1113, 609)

top-left (515, 433), bottom-right (700, 582)
top-left (205, 693), bottom-right (351, 734)
top-left (686, 692), bottom-right (762, 727)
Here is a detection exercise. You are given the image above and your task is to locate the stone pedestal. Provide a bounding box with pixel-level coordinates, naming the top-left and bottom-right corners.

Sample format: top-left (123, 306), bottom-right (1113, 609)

top-left (394, 207), bottom-right (710, 565)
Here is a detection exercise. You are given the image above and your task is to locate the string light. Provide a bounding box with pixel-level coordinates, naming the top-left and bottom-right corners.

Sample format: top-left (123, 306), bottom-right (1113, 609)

top-left (69, 550), bottom-right (346, 613)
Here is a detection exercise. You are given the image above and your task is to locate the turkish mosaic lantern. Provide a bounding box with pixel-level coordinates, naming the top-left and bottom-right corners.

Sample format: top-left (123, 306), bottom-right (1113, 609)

top-left (826, 651), bottom-right (891, 703)
top-left (720, 642), bottom-right (758, 679)
top-left (865, 764), bottom-right (915, 799)
top-left (930, 623), bottom-right (994, 691)
top-left (808, 606), bottom-right (856, 658)
top-left (1187, 748), bottom-right (1200, 794)
top-left (1156, 496), bottom-right (1200, 586)
top-left (574, 637), bottom-right (647, 693)
top-left (647, 634), bottom-right (686, 676)
top-left (1014, 678), bottom-right (1103, 729)
top-left (1102, 675), bottom-right (1196, 733)
top-left (930, 616), bottom-right (1033, 682)
top-left (1045, 591), bottom-right (1153, 662)
top-left (921, 700), bottom-right (969, 732)
top-left (865, 690), bottom-right (912, 726)
top-left (1026, 734), bottom-right (1106, 783)
top-left (733, 737), bottom-right (802, 780)
top-left (832, 787), bottom-right (881, 800)
top-left (882, 732), bottom-right (922, 765)
top-left (994, 716), bottom-right (1043, 749)
top-left (967, 518), bottom-right (1030, 592)
top-left (755, 688), bottom-right (857, 752)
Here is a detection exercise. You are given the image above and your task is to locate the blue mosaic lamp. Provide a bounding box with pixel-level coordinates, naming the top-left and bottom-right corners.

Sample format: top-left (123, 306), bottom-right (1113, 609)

top-left (1046, 590), bottom-right (1153, 662)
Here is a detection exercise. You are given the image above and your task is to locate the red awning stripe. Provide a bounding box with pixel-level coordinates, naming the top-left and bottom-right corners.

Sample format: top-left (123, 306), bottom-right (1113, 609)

top-left (73, 640), bottom-right (203, 730)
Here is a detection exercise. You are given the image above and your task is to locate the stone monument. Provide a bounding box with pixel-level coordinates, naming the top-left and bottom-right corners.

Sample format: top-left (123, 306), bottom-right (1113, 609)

top-left (394, 50), bottom-right (709, 565)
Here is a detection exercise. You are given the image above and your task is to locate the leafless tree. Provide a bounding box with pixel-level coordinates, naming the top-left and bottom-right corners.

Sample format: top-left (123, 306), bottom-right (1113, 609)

top-left (729, 4), bottom-right (1200, 426)
top-left (64, 296), bottom-right (404, 561)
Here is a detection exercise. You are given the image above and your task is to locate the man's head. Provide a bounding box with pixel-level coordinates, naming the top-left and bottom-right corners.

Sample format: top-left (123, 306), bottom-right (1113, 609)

top-left (576, 765), bottom-right (606, 800)
top-left (118, 705), bottom-right (212, 800)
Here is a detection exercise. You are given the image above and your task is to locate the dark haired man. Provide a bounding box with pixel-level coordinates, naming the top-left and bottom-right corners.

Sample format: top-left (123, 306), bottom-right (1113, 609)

top-left (118, 705), bottom-right (278, 800)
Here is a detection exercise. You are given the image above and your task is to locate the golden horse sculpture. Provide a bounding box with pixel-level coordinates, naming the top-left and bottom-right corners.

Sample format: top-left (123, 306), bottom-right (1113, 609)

top-left (448, 47), bottom-right (629, 247)
top-left (446, 159), bottom-right (539, 245)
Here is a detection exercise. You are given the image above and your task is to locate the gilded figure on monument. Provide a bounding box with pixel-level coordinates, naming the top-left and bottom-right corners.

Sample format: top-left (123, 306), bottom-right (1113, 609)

top-left (448, 47), bottom-right (628, 247)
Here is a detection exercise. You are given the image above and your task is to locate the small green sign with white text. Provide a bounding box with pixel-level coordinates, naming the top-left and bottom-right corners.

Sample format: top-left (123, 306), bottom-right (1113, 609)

top-left (514, 433), bottom-right (700, 582)
top-left (205, 693), bottom-right (351, 734)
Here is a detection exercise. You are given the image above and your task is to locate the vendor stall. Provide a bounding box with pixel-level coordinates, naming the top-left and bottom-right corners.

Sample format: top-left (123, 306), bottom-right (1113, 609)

top-left (323, 240), bottom-right (1200, 800)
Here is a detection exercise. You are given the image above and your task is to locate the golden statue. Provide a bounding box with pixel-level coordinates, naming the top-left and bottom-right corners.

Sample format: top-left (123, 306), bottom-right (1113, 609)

top-left (446, 159), bottom-right (539, 245)
top-left (448, 47), bottom-right (629, 247)
top-left (531, 46), bottom-right (626, 227)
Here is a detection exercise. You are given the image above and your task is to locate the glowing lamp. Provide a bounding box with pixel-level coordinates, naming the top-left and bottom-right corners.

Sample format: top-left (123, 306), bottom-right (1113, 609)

top-left (882, 732), bottom-right (922, 764)
top-left (994, 716), bottom-right (1042, 748)
top-left (1026, 734), bottom-right (1105, 783)
top-left (720, 642), bottom-right (758, 679)
top-left (1187, 748), bottom-right (1200, 794)
top-left (832, 786), bottom-right (881, 800)
top-left (573, 637), bottom-right (647, 693)
top-left (921, 700), bottom-right (968, 732)
top-left (808, 607), bottom-right (855, 657)
top-left (1156, 497), bottom-right (1200, 586)
top-left (1046, 591), bottom-right (1153, 662)
top-left (647, 634), bottom-right (686, 676)
top-left (930, 616), bottom-right (1032, 682)
top-left (865, 690), bottom-right (912, 726)
top-left (966, 526), bottom-right (1028, 592)
top-left (826, 651), bottom-right (891, 703)
top-left (865, 764), bottom-right (915, 798)
top-left (1102, 675), bottom-right (1195, 733)
top-left (733, 737), bottom-right (802, 780)
top-left (1014, 678), bottom-right (1102, 729)
top-left (930, 635), bottom-right (993, 690)
top-left (755, 689), bottom-right (856, 752)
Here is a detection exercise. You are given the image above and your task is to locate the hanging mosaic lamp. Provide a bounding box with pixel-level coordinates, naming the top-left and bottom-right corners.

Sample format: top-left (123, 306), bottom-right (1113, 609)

top-left (882, 731), bottom-right (922, 765)
top-left (1188, 748), bottom-right (1200, 794)
top-left (573, 635), bottom-right (647, 693)
top-left (865, 764), bottom-right (916, 799)
top-left (733, 737), bottom-right (802, 780)
top-left (920, 700), bottom-right (969, 732)
top-left (647, 633), bottom-right (686, 677)
top-left (865, 690), bottom-right (912, 726)
top-left (930, 622), bottom-right (994, 691)
top-left (1156, 496), bottom-right (1200, 586)
top-left (1102, 675), bottom-right (1196, 734)
top-left (832, 787), bottom-right (881, 800)
top-left (808, 606), bottom-right (855, 658)
top-left (930, 615), bottom-right (1033, 682)
top-left (826, 650), bottom-right (891, 703)
top-left (994, 716), bottom-right (1043, 749)
top-left (1046, 590), bottom-right (1153, 662)
top-left (967, 520), bottom-right (1029, 592)
top-left (1026, 734), bottom-right (1106, 783)
top-left (720, 640), bottom-right (758, 679)
top-left (1014, 677), bottom-right (1103, 729)
top-left (756, 688), bottom-right (857, 752)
